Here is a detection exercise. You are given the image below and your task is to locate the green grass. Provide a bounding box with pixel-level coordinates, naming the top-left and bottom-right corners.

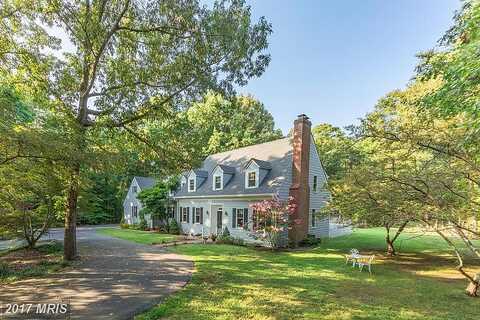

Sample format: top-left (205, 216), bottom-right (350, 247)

top-left (0, 242), bottom-right (67, 284)
top-left (137, 228), bottom-right (480, 320)
top-left (97, 228), bottom-right (181, 245)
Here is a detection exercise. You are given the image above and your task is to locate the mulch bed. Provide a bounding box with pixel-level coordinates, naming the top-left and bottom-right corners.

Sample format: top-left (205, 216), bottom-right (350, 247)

top-left (0, 247), bottom-right (59, 272)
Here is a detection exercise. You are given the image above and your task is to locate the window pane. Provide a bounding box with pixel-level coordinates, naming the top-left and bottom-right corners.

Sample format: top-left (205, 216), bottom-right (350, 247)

top-left (248, 172), bottom-right (256, 187)
top-left (195, 208), bottom-right (201, 223)
top-left (189, 179), bottom-right (194, 190)
top-left (215, 176), bottom-right (221, 189)
top-left (237, 212), bottom-right (244, 228)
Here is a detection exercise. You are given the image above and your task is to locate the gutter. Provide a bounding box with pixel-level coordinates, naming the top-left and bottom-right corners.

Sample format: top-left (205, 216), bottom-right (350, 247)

top-left (173, 193), bottom-right (275, 200)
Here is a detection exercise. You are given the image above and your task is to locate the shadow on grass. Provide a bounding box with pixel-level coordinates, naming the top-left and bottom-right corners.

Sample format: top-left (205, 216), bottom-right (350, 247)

top-left (138, 243), bottom-right (479, 320)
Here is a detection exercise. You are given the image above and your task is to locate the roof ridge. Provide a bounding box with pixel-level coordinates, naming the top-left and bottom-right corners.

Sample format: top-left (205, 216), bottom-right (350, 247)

top-left (205, 137), bottom-right (290, 159)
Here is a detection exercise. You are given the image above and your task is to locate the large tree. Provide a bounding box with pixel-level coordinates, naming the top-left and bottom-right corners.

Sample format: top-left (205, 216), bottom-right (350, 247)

top-left (311, 123), bottom-right (358, 180)
top-left (187, 92), bottom-right (283, 155)
top-left (0, 0), bottom-right (272, 260)
top-left (0, 86), bottom-right (66, 246)
top-left (416, 0), bottom-right (480, 121)
top-left (359, 80), bottom-right (480, 296)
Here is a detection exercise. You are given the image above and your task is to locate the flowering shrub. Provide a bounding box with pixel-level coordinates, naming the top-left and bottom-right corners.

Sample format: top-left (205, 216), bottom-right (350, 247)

top-left (250, 196), bottom-right (298, 248)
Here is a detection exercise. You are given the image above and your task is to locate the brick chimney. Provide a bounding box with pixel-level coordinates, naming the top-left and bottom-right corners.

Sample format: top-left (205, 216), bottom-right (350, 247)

top-left (288, 114), bottom-right (311, 245)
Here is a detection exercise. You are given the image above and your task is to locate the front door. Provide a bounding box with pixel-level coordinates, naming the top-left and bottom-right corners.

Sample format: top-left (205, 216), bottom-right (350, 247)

top-left (211, 205), bottom-right (223, 234)
top-left (216, 207), bottom-right (223, 233)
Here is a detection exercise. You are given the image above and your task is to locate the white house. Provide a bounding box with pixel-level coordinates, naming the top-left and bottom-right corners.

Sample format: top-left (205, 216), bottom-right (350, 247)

top-left (172, 114), bottom-right (351, 243)
top-left (123, 176), bottom-right (156, 228)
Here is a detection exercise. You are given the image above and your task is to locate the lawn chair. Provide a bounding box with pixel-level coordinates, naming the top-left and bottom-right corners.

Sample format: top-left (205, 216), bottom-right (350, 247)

top-left (357, 255), bottom-right (375, 274)
top-left (345, 248), bottom-right (360, 266)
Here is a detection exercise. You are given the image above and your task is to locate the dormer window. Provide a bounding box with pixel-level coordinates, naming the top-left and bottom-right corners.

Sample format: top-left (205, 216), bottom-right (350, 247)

top-left (188, 178), bottom-right (195, 192)
top-left (245, 169), bottom-right (259, 189)
top-left (132, 186), bottom-right (137, 193)
top-left (244, 159), bottom-right (267, 189)
top-left (211, 165), bottom-right (233, 191)
top-left (213, 174), bottom-right (223, 191)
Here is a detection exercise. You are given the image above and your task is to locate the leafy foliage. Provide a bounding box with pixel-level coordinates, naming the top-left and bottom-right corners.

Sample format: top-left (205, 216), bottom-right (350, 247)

top-left (0, 0), bottom-right (272, 259)
top-left (187, 92), bottom-right (283, 155)
top-left (416, 1), bottom-right (480, 120)
top-left (250, 196), bottom-right (297, 249)
top-left (0, 86), bottom-right (66, 246)
top-left (137, 177), bottom-right (177, 224)
top-left (168, 219), bottom-right (181, 235)
top-left (312, 123), bottom-right (359, 180)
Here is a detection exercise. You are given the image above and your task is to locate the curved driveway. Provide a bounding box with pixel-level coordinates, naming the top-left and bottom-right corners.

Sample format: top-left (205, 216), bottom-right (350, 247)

top-left (0, 226), bottom-right (193, 320)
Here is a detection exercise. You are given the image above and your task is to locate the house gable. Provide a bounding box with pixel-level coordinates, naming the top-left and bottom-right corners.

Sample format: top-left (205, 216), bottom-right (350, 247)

top-left (212, 166), bottom-right (224, 190)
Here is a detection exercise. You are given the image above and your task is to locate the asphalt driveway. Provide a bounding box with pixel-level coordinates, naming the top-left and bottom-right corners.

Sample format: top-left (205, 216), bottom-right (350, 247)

top-left (0, 226), bottom-right (193, 320)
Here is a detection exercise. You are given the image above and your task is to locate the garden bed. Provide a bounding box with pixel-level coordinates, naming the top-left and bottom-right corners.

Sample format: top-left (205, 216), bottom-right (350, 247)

top-left (0, 241), bottom-right (67, 284)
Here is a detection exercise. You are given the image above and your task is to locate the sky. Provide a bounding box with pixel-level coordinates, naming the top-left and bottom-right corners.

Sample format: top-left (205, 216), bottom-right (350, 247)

top-left (238, 0), bottom-right (460, 134)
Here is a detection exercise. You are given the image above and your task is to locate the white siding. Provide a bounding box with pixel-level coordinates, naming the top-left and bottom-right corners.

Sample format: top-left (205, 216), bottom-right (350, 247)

top-left (176, 198), bottom-right (268, 245)
top-left (308, 136), bottom-right (331, 237)
top-left (123, 178), bottom-right (153, 228)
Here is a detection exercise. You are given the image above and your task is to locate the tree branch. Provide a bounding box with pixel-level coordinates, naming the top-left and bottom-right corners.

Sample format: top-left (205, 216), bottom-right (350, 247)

top-left (110, 78), bottom-right (196, 127)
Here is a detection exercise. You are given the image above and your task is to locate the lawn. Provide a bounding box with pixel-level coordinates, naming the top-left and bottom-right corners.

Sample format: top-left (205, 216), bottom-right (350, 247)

top-left (0, 241), bottom-right (67, 284)
top-left (97, 228), bottom-right (182, 245)
top-left (137, 228), bottom-right (479, 320)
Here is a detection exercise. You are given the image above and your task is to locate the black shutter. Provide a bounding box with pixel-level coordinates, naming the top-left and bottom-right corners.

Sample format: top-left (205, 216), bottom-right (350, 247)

top-left (243, 208), bottom-right (249, 230)
top-left (200, 208), bottom-right (204, 225)
top-left (232, 208), bottom-right (237, 228)
top-left (187, 207), bottom-right (190, 223)
top-left (192, 207), bottom-right (195, 223)
top-left (179, 207), bottom-right (182, 222)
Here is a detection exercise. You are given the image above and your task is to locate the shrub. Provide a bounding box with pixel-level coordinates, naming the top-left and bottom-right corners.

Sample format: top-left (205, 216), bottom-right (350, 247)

top-left (138, 211), bottom-right (148, 231)
top-left (299, 234), bottom-right (321, 247)
top-left (120, 216), bottom-right (130, 229)
top-left (218, 227), bottom-right (230, 239)
top-left (250, 196), bottom-right (298, 249)
top-left (0, 262), bottom-right (11, 278)
top-left (217, 227), bottom-right (231, 244)
top-left (216, 227), bottom-right (245, 246)
top-left (168, 219), bottom-right (181, 235)
top-left (131, 223), bottom-right (140, 230)
top-left (231, 237), bottom-right (245, 246)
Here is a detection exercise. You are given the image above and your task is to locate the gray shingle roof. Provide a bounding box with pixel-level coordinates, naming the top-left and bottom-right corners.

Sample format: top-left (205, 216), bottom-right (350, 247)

top-left (175, 138), bottom-right (293, 197)
top-left (215, 164), bottom-right (235, 174)
top-left (247, 158), bottom-right (272, 169)
top-left (192, 169), bottom-right (208, 178)
top-left (134, 176), bottom-right (156, 190)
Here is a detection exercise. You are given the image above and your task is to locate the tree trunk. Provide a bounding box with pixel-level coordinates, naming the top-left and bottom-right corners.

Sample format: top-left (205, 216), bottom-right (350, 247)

top-left (466, 274), bottom-right (479, 297)
top-left (386, 240), bottom-right (396, 256)
top-left (64, 164), bottom-right (80, 261)
top-left (385, 225), bottom-right (397, 256)
top-left (385, 220), bottom-right (409, 256)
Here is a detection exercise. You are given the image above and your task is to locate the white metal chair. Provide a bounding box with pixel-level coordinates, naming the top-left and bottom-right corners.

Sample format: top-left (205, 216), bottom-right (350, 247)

top-left (357, 255), bottom-right (376, 274)
top-left (345, 248), bottom-right (360, 266)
